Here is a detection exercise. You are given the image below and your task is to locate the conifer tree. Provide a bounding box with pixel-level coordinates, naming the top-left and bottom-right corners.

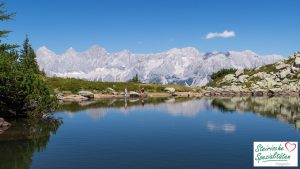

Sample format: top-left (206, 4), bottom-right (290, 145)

top-left (0, 3), bottom-right (18, 51)
top-left (20, 36), bottom-right (40, 74)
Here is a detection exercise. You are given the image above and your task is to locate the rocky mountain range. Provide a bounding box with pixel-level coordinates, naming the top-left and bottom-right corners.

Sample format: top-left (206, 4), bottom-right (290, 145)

top-left (36, 45), bottom-right (283, 86)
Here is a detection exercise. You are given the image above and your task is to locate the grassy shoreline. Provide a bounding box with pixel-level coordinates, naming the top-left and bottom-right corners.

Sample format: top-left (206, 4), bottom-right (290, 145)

top-left (46, 77), bottom-right (199, 94)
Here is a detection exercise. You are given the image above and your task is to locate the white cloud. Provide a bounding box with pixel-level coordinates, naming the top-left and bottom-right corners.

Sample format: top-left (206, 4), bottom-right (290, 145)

top-left (205, 30), bottom-right (235, 39)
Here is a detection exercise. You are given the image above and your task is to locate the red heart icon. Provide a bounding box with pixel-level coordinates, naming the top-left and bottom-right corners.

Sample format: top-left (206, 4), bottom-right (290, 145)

top-left (285, 142), bottom-right (297, 152)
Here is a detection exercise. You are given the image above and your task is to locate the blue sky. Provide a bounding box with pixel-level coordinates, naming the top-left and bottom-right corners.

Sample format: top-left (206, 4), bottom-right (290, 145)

top-left (3, 0), bottom-right (300, 56)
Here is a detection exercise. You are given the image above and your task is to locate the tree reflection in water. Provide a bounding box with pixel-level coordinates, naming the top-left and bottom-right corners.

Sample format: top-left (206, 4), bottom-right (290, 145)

top-left (211, 97), bottom-right (300, 130)
top-left (0, 117), bottom-right (62, 169)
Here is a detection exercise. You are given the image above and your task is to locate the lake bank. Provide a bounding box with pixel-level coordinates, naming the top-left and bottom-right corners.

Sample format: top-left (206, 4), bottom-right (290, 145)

top-left (57, 91), bottom-right (203, 102)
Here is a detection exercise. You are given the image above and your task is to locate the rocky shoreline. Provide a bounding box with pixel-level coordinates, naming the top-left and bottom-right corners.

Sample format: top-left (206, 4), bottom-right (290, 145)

top-left (203, 52), bottom-right (300, 97)
top-left (56, 88), bottom-right (202, 102)
top-left (203, 89), bottom-right (300, 97)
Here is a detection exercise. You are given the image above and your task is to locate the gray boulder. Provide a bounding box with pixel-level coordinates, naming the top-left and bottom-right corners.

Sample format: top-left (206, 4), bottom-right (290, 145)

top-left (275, 62), bottom-right (288, 70)
top-left (235, 69), bottom-right (244, 77)
top-left (253, 72), bottom-right (268, 80)
top-left (269, 88), bottom-right (282, 93)
top-left (129, 91), bottom-right (140, 97)
top-left (78, 91), bottom-right (94, 98)
top-left (281, 84), bottom-right (298, 92)
top-left (222, 74), bottom-right (237, 83)
top-left (106, 88), bottom-right (118, 95)
top-left (295, 57), bottom-right (300, 67)
top-left (279, 68), bottom-right (292, 79)
top-left (56, 93), bottom-right (64, 100)
top-left (291, 65), bottom-right (300, 73)
top-left (238, 75), bottom-right (249, 83)
top-left (282, 78), bottom-right (289, 84)
top-left (222, 85), bottom-right (243, 92)
top-left (164, 87), bottom-right (175, 93)
top-left (0, 118), bottom-right (11, 134)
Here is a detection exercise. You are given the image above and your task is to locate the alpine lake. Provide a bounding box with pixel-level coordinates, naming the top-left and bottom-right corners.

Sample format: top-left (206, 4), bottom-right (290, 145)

top-left (1, 97), bottom-right (300, 169)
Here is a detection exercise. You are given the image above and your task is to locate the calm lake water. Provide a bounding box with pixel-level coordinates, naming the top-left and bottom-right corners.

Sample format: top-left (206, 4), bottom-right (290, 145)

top-left (1, 97), bottom-right (300, 169)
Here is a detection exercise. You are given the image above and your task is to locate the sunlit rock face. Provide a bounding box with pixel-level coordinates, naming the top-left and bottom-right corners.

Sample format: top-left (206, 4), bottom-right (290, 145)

top-left (36, 45), bottom-right (282, 86)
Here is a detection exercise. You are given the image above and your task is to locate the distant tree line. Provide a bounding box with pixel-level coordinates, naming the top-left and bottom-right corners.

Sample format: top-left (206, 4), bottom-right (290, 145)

top-left (129, 74), bottom-right (140, 83)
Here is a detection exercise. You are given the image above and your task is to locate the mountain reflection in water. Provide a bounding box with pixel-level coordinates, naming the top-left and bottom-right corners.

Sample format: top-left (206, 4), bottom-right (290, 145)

top-left (59, 97), bottom-right (300, 130)
top-left (1, 97), bottom-right (300, 169)
top-left (211, 97), bottom-right (300, 130)
top-left (59, 98), bottom-right (212, 119)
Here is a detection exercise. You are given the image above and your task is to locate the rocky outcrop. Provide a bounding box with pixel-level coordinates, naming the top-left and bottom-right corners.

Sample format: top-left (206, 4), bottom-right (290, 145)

top-left (0, 118), bottom-right (11, 134)
top-left (203, 51), bottom-right (300, 97)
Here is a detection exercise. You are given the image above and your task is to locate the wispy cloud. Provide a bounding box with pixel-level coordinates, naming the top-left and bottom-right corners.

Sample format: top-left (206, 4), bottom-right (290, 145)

top-left (205, 30), bottom-right (235, 39)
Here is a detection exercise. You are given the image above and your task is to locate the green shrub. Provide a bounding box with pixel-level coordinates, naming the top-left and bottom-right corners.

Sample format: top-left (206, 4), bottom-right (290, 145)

top-left (210, 68), bottom-right (237, 80)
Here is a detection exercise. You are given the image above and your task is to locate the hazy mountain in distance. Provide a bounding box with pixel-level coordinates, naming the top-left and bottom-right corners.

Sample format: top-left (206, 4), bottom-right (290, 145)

top-left (36, 45), bottom-right (283, 86)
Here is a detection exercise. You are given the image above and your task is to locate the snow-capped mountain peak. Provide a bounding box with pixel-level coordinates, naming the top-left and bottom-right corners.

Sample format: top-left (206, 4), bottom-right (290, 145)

top-left (36, 45), bottom-right (283, 86)
top-left (65, 47), bottom-right (77, 56)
